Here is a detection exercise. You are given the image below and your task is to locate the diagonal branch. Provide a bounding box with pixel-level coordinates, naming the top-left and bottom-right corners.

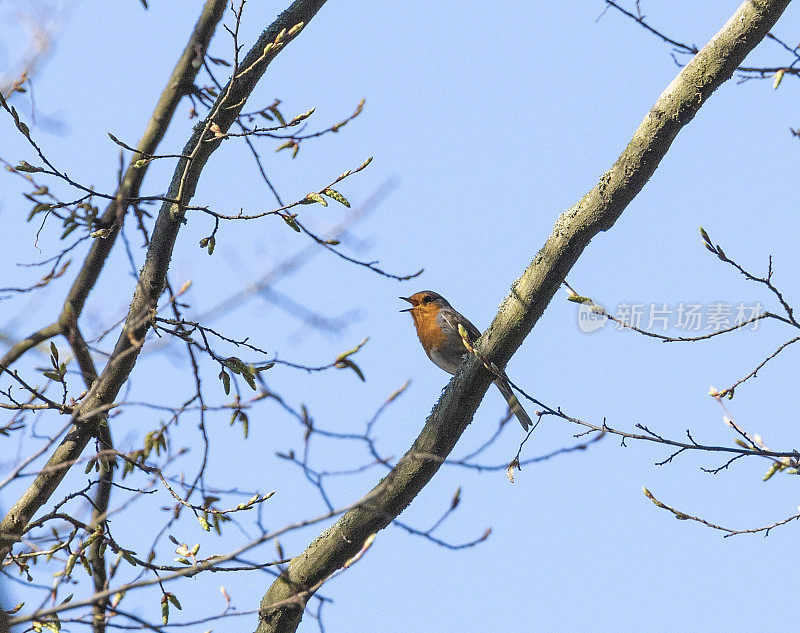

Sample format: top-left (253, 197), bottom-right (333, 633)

top-left (0, 0), bottom-right (329, 561)
top-left (0, 0), bottom-right (228, 373)
top-left (254, 1), bottom-right (793, 631)
top-left (58, 0), bottom-right (229, 323)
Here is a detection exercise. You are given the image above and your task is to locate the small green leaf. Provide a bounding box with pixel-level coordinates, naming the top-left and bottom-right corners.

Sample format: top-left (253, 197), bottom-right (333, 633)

top-left (286, 21), bottom-right (304, 38)
top-left (224, 357), bottom-right (245, 374)
top-left (268, 104), bottom-right (286, 126)
top-left (15, 118), bottom-right (30, 137)
top-left (43, 619), bottom-right (61, 633)
top-left (335, 357), bottom-right (365, 382)
top-left (27, 203), bottom-right (53, 221)
top-left (451, 486), bottom-right (461, 510)
top-left (289, 107), bottom-right (315, 125)
top-left (144, 432), bottom-right (154, 455)
top-left (763, 462), bottom-right (780, 481)
top-left (566, 294), bottom-right (591, 304)
top-left (16, 161), bottom-right (43, 173)
top-left (335, 338), bottom-right (369, 361)
top-left (242, 367), bottom-right (257, 391)
top-left (322, 188), bottom-right (350, 207)
top-left (166, 593), bottom-right (182, 610)
top-left (304, 192), bottom-right (327, 206)
top-left (219, 369), bottom-right (231, 395)
top-left (64, 553), bottom-right (77, 577)
top-left (281, 214), bottom-right (301, 232)
top-left (120, 550), bottom-right (137, 567)
top-left (80, 553), bottom-right (93, 576)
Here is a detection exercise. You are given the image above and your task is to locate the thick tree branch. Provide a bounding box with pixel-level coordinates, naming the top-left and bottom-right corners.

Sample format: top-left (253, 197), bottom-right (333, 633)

top-left (0, 600), bottom-right (8, 633)
top-left (88, 424), bottom-right (113, 633)
top-left (0, 322), bottom-right (61, 370)
top-left (255, 1), bottom-right (793, 631)
top-left (0, 0), bottom-right (327, 560)
top-left (0, 0), bottom-right (228, 374)
top-left (0, 0), bottom-right (227, 558)
top-left (59, 0), bottom-right (229, 322)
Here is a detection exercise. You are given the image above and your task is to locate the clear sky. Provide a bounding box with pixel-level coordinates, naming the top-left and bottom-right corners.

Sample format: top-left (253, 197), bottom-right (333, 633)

top-left (2, 1), bottom-right (800, 631)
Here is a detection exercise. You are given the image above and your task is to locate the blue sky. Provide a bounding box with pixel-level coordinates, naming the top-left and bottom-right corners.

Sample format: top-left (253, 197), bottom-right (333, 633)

top-left (2, 1), bottom-right (800, 631)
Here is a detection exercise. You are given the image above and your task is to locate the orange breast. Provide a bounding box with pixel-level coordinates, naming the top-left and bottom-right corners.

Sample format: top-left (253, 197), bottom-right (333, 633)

top-left (411, 306), bottom-right (447, 352)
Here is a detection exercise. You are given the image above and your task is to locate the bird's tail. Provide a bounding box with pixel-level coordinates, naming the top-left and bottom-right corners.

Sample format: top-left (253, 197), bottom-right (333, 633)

top-left (494, 378), bottom-right (532, 431)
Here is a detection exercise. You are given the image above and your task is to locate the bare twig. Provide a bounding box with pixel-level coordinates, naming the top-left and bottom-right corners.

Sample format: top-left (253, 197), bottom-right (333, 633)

top-left (643, 487), bottom-right (800, 537)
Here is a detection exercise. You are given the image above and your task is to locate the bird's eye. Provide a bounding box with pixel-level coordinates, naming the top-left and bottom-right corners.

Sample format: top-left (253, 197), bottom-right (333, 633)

top-left (422, 295), bottom-right (432, 304)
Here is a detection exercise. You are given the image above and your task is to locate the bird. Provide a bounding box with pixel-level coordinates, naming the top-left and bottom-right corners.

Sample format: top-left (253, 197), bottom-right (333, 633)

top-left (400, 291), bottom-right (532, 431)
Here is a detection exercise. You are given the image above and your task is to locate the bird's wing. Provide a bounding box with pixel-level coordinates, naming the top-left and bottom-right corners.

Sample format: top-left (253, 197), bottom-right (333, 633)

top-left (440, 310), bottom-right (481, 342)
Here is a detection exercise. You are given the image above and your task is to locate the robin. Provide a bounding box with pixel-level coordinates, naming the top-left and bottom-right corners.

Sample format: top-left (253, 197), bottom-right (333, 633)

top-left (400, 291), bottom-right (532, 431)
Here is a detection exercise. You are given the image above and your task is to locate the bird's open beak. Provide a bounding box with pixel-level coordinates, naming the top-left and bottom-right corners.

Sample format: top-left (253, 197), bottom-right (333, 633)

top-left (399, 296), bottom-right (415, 312)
